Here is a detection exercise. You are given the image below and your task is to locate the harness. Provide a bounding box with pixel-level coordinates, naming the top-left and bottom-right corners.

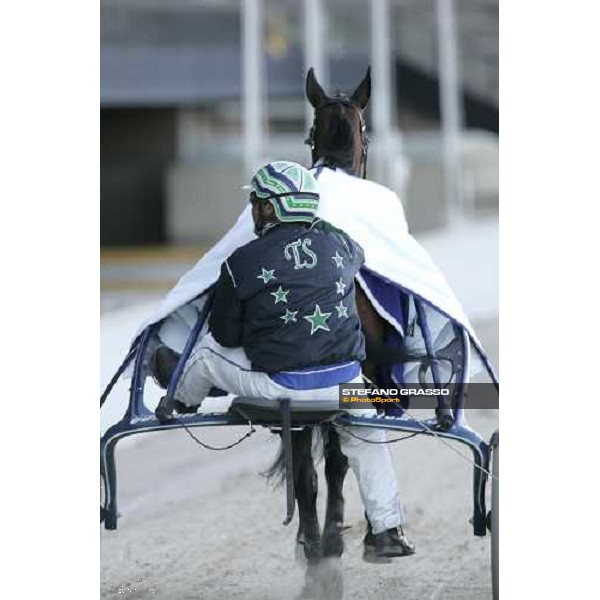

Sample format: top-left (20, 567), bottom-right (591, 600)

top-left (305, 94), bottom-right (370, 179)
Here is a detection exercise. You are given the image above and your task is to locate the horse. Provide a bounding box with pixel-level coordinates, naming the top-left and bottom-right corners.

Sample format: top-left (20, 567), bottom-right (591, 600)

top-left (268, 68), bottom-right (419, 584)
top-left (148, 68), bottom-right (417, 598)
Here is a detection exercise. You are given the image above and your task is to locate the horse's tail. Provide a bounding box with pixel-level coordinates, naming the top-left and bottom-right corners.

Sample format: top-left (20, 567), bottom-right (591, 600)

top-left (262, 426), bottom-right (325, 487)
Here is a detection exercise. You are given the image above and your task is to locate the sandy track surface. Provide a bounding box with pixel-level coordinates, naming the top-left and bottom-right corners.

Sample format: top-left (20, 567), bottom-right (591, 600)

top-left (101, 320), bottom-right (498, 600)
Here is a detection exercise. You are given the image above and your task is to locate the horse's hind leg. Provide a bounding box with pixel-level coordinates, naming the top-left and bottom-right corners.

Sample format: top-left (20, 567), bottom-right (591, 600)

top-left (292, 428), bottom-right (321, 564)
top-left (322, 425), bottom-right (349, 557)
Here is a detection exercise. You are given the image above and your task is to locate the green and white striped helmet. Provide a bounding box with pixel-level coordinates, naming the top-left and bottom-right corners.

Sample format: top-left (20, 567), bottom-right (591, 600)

top-left (250, 161), bottom-right (320, 224)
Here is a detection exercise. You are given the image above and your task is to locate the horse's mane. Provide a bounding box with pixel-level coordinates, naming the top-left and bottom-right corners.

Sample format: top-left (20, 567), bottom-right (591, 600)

top-left (314, 103), bottom-right (361, 173)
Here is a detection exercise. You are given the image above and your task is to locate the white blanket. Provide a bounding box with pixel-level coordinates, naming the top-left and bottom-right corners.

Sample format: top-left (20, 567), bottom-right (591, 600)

top-left (137, 167), bottom-right (491, 377)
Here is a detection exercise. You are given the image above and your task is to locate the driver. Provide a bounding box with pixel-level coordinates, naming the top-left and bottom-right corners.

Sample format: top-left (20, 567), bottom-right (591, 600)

top-left (153, 161), bottom-right (415, 559)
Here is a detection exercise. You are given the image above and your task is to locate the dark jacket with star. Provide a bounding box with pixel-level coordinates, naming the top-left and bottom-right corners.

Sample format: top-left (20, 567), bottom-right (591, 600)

top-left (208, 219), bottom-right (366, 372)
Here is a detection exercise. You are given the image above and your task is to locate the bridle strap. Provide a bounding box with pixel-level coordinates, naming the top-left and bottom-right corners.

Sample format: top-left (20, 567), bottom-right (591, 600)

top-left (306, 96), bottom-right (369, 179)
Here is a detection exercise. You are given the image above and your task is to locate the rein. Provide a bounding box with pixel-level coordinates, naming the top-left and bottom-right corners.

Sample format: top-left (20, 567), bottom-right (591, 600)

top-left (176, 416), bottom-right (257, 451)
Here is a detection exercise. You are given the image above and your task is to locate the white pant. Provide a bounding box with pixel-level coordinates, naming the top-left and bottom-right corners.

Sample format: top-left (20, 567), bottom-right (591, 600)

top-left (176, 333), bottom-right (405, 534)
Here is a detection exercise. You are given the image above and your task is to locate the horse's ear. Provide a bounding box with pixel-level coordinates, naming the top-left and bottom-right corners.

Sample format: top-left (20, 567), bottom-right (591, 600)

top-left (306, 67), bottom-right (327, 108)
top-left (350, 67), bottom-right (371, 109)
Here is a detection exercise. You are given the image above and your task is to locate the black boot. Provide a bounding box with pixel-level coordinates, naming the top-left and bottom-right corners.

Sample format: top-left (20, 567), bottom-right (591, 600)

top-left (155, 395), bottom-right (199, 424)
top-left (149, 344), bottom-right (181, 389)
top-left (372, 527), bottom-right (416, 558)
top-left (363, 519), bottom-right (415, 561)
top-left (362, 518), bottom-right (388, 563)
top-left (155, 395), bottom-right (176, 424)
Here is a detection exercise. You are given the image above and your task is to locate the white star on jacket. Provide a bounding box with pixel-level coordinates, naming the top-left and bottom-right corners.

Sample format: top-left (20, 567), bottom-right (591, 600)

top-left (334, 301), bottom-right (349, 318)
top-left (257, 268), bottom-right (276, 283)
top-left (331, 251), bottom-right (344, 268)
top-left (335, 277), bottom-right (346, 295)
top-left (280, 308), bottom-right (298, 323)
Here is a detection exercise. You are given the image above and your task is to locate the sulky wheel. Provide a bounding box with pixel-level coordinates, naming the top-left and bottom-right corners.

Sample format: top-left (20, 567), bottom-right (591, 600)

top-left (490, 430), bottom-right (499, 600)
top-left (100, 473), bottom-right (107, 523)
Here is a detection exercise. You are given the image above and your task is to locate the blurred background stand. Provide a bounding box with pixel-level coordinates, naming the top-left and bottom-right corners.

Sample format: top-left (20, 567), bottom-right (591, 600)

top-left (101, 9), bottom-right (499, 595)
top-left (101, 0), bottom-right (498, 320)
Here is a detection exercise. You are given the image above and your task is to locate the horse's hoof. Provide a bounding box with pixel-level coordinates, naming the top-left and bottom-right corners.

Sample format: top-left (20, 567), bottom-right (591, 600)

top-left (297, 564), bottom-right (321, 600)
top-left (298, 560), bottom-right (343, 600)
top-left (295, 540), bottom-right (307, 565)
top-left (318, 559), bottom-right (343, 600)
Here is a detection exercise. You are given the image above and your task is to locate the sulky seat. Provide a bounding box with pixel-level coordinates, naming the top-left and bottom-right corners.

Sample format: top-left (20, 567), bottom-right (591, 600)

top-left (228, 396), bottom-right (343, 425)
